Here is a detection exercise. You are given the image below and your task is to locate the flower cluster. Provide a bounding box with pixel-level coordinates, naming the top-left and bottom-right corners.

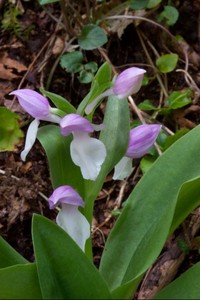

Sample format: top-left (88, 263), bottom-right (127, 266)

top-left (11, 67), bottom-right (161, 251)
top-left (10, 89), bottom-right (106, 181)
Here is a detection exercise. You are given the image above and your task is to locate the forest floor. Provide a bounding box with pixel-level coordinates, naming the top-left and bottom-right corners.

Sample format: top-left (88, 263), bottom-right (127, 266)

top-left (0, 0), bottom-right (200, 299)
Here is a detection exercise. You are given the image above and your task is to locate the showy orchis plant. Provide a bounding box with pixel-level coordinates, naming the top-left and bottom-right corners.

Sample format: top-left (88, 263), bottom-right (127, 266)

top-left (10, 64), bottom-right (159, 250)
top-left (4, 62), bottom-right (200, 299)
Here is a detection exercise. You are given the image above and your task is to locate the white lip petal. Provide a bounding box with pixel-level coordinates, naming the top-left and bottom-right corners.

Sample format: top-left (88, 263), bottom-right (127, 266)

top-left (56, 204), bottom-right (90, 251)
top-left (113, 156), bottom-right (132, 180)
top-left (21, 119), bottom-right (40, 161)
top-left (70, 134), bottom-right (106, 180)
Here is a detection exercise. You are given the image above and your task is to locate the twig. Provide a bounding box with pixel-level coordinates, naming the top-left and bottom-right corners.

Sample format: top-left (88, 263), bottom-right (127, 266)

top-left (136, 28), bottom-right (168, 98)
top-left (128, 95), bottom-right (146, 124)
top-left (44, 37), bottom-right (77, 90)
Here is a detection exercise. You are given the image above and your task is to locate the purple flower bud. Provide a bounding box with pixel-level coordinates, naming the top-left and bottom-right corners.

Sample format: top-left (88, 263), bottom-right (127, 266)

top-left (126, 124), bottom-right (161, 158)
top-left (60, 114), bottom-right (94, 136)
top-left (10, 89), bottom-right (50, 119)
top-left (48, 185), bottom-right (84, 209)
top-left (113, 67), bottom-right (146, 99)
top-left (85, 67), bottom-right (146, 115)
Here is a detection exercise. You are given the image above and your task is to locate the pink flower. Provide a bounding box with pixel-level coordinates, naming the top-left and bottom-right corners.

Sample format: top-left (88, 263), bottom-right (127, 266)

top-left (60, 114), bottom-right (106, 181)
top-left (49, 185), bottom-right (90, 251)
top-left (10, 89), bottom-right (61, 161)
top-left (113, 67), bottom-right (146, 99)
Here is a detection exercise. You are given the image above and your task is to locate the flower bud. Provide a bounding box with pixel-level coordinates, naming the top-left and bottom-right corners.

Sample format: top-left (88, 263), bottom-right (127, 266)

top-left (113, 67), bottom-right (146, 99)
top-left (126, 124), bottom-right (161, 158)
top-left (10, 89), bottom-right (50, 119)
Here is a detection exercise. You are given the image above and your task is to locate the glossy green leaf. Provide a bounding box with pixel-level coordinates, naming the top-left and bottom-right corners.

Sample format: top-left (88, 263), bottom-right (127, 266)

top-left (100, 125), bottom-right (200, 297)
top-left (60, 51), bottom-right (83, 73)
top-left (32, 214), bottom-right (112, 299)
top-left (156, 53), bottom-right (178, 73)
top-left (170, 176), bottom-right (200, 233)
top-left (0, 236), bottom-right (27, 268)
top-left (78, 24), bottom-right (107, 50)
top-left (40, 89), bottom-right (76, 114)
top-left (0, 263), bottom-right (42, 299)
top-left (37, 125), bottom-right (85, 196)
top-left (77, 62), bottom-right (112, 115)
top-left (167, 90), bottom-right (192, 109)
top-left (0, 107), bottom-right (23, 151)
top-left (154, 262), bottom-right (200, 299)
top-left (158, 5), bottom-right (179, 26)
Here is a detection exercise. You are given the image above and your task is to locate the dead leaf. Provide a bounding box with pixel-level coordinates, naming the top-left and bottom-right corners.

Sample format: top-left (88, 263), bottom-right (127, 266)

top-left (0, 52), bottom-right (27, 72)
top-left (0, 64), bottom-right (19, 80)
top-left (0, 52), bottom-right (27, 80)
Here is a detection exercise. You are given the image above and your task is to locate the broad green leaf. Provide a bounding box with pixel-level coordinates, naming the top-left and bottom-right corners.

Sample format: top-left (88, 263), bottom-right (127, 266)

top-left (81, 96), bottom-right (130, 257)
top-left (60, 51), bottom-right (83, 73)
top-left (32, 214), bottom-right (112, 299)
top-left (154, 262), bottom-right (200, 299)
top-left (100, 125), bottom-right (200, 297)
top-left (170, 176), bottom-right (200, 233)
top-left (0, 236), bottom-right (27, 268)
top-left (38, 0), bottom-right (58, 4)
top-left (158, 5), bottom-right (179, 26)
top-left (167, 90), bottom-right (192, 109)
top-left (40, 89), bottom-right (76, 114)
top-left (156, 53), bottom-right (178, 73)
top-left (0, 263), bottom-right (42, 299)
top-left (84, 96), bottom-right (130, 221)
top-left (129, 0), bottom-right (149, 10)
top-left (37, 125), bottom-right (85, 196)
top-left (0, 107), bottom-right (23, 151)
top-left (78, 24), bottom-right (107, 50)
top-left (112, 276), bottom-right (143, 299)
top-left (77, 62), bottom-right (112, 115)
